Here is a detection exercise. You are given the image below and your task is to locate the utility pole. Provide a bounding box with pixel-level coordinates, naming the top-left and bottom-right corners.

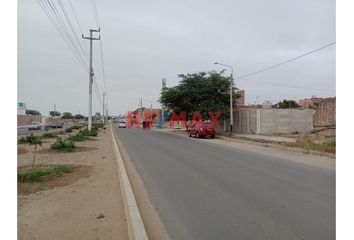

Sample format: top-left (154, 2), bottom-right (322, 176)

top-left (150, 102), bottom-right (152, 128)
top-left (230, 71), bottom-right (234, 133)
top-left (82, 28), bottom-right (100, 131)
top-left (140, 97), bottom-right (143, 120)
top-left (102, 92), bottom-right (106, 123)
top-left (54, 104), bottom-right (56, 117)
top-left (214, 62), bottom-right (234, 132)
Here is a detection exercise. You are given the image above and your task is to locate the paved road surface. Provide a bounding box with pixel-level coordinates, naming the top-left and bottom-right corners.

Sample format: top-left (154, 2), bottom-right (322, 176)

top-left (115, 127), bottom-right (335, 240)
top-left (17, 124), bottom-right (73, 137)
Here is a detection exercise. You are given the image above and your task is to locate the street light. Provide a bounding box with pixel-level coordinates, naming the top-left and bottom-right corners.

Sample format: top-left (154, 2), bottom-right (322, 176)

top-left (214, 62), bottom-right (234, 132)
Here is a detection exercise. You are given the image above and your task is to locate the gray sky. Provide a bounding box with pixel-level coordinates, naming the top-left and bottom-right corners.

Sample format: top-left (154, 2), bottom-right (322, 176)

top-left (18, 0), bottom-right (335, 116)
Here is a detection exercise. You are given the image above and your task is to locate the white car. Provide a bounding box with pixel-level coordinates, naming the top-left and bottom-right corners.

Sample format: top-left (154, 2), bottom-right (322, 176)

top-left (118, 122), bottom-right (127, 128)
top-left (28, 122), bottom-right (41, 130)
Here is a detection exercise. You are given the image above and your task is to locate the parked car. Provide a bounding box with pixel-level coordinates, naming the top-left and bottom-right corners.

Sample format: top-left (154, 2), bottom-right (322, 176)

top-left (118, 121), bottom-right (127, 128)
top-left (51, 122), bottom-right (63, 128)
top-left (65, 127), bottom-right (73, 133)
top-left (187, 121), bottom-right (216, 138)
top-left (28, 122), bottom-right (41, 130)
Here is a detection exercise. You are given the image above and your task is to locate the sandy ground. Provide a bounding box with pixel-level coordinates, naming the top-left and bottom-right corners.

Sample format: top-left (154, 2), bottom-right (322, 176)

top-left (18, 128), bottom-right (128, 240)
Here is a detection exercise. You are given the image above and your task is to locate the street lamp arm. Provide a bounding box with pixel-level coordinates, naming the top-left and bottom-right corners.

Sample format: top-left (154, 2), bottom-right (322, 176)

top-left (214, 62), bottom-right (233, 76)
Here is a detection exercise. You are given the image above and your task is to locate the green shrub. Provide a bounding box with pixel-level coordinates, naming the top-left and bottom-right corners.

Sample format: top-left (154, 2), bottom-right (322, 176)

top-left (18, 134), bottom-right (42, 144)
top-left (80, 128), bottom-right (97, 137)
top-left (18, 165), bottom-right (72, 182)
top-left (18, 136), bottom-right (27, 144)
top-left (93, 122), bottom-right (105, 129)
top-left (51, 137), bottom-right (76, 152)
top-left (71, 124), bottom-right (83, 130)
top-left (68, 132), bottom-right (87, 142)
top-left (41, 132), bottom-right (56, 138)
top-left (67, 127), bottom-right (97, 142)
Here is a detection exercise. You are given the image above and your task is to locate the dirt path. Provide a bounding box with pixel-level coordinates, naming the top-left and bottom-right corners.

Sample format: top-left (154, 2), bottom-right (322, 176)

top-left (18, 128), bottom-right (128, 240)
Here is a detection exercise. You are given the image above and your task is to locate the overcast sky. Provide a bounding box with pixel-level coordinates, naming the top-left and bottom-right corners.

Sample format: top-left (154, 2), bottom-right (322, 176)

top-left (18, 0), bottom-right (335, 116)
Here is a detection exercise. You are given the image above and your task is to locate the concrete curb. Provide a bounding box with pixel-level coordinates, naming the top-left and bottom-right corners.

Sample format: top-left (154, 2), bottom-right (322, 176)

top-left (110, 125), bottom-right (149, 240)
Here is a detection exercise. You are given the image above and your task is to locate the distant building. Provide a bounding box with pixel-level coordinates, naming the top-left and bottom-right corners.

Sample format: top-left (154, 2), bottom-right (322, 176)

top-left (262, 101), bottom-right (272, 109)
top-left (17, 102), bottom-right (27, 115)
top-left (298, 96), bottom-right (323, 109)
top-left (236, 90), bottom-right (246, 109)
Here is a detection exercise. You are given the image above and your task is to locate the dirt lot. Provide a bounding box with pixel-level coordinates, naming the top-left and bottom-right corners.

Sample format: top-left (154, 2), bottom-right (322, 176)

top-left (18, 128), bottom-right (128, 240)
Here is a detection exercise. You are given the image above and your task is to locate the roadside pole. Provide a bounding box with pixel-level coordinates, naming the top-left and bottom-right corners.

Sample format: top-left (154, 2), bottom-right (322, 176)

top-left (82, 28), bottom-right (100, 131)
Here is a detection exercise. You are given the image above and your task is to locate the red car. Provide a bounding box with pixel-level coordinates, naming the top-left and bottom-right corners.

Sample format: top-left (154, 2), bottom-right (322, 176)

top-left (187, 121), bottom-right (216, 138)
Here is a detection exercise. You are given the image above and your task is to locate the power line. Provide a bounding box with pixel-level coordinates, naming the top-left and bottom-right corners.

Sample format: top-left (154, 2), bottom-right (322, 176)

top-left (91, 0), bottom-right (100, 28)
top-left (57, 0), bottom-right (88, 59)
top-left (67, 0), bottom-right (88, 53)
top-left (99, 38), bottom-right (107, 92)
top-left (92, 72), bottom-right (103, 106)
top-left (236, 42), bottom-right (336, 79)
top-left (37, 0), bottom-right (88, 71)
top-left (90, 1), bottom-right (107, 93)
top-left (238, 77), bottom-right (334, 91)
top-left (47, 0), bottom-right (87, 64)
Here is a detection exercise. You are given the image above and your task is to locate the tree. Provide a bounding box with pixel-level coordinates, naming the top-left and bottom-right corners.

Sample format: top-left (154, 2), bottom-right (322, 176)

top-left (27, 134), bottom-right (42, 167)
top-left (26, 109), bottom-right (41, 115)
top-left (159, 71), bottom-right (237, 119)
top-left (50, 111), bottom-right (61, 117)
top-left (275, 99), bottom-right (299, 109)
top-left (74, 114), bottom-right (85, 119)
top-left (61, 112), bottom-right (73, 119)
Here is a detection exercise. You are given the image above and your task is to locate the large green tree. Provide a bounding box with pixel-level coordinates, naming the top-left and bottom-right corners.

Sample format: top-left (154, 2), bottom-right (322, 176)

top-left (159, 71), bottom-right (237, 119)
top-left (26, 109), bottom-right (41, 115)
top-left (49, 111), bottom-right (61, 117)
top-left (274, 99), bottom-right (299, 109)
top-left (74, 114), bottom-right (85, 119)
top-left (61, 112), bottom-right (74, 119)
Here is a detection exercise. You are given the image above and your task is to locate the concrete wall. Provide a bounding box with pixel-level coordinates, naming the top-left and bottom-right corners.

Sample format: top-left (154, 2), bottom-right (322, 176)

top-left (314, 97), bottom-right (336, 127)
top-left (234, 108), bottom-right (314, 134)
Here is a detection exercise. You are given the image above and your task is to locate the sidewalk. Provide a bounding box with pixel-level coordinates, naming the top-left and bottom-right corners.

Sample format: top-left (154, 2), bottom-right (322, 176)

top-left (18, 127), bottom-right (128, 240)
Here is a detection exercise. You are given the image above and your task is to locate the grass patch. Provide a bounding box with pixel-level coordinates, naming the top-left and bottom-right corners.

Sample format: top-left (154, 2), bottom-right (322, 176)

top-left (285, 136), bottom-right (336, 154)
top-left (93, 122), bottom-right (105, 129)
top-left (80, 128), bottom-right (98, 137)
top-left (67, 128), bottom-right (97, 142)
top-left (41, 132), bottom-right (57, 138)
top-left (71, 124), bottom-right (84, 130)
top-left (51, 137), bottom-right (76, 152)
top-left (68, 133), bottom-right (88, 142)
top-left (18, 165), bottom-right (72, 182)
top-left (18, 134), bottom-right (42, 144)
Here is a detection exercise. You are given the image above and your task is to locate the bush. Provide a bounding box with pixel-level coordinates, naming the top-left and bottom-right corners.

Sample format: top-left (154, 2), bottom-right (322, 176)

top-left (17, 134), bottom-right (42, 144)
top-left (51, 137), bottom-right (76, 152)
top-left (18, 165), bottom-right (72, 182)
top-left (41, 132), bottom-right (57, 138)
top-left (93, 122), bottom-right (105, 129)
top-left (68, 132), bottom-right (87, 142)
top-left (67, 128), bottom-right (97, 142)
top-left (71, 124), bottom-right (84, 130)
top-left (18, 136), bottom-right (27, 144)
top-left (80, 128), bottom-right (97, 137)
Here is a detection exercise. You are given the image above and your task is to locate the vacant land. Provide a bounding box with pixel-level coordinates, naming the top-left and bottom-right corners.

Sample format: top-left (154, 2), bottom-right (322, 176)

top-left (18, 127), bottom-right (128, 240)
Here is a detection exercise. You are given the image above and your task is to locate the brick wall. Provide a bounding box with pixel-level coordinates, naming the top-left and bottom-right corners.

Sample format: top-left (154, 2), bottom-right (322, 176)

top-left (17, 115), bottom-right (42, 127)
top-left (314, 97), bottom-right (336, 127)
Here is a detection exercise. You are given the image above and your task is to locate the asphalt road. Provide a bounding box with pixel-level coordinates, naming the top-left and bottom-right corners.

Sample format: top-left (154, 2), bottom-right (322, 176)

top-left (114, 127), bottom-right (335, 240)
top-left (17, 124), bottom-right (73, 137)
